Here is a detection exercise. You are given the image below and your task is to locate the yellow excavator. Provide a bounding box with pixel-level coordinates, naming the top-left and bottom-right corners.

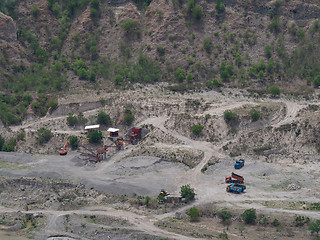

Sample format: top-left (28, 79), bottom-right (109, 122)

top-left (59, 141), bottom-right (69, 155)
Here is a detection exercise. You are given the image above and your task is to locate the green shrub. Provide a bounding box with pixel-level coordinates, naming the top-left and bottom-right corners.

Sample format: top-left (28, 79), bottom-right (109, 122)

top-left (188, 207), bottom-right (200, 221)
top-left (218, 231), bottom-right (228, 239)
top-left (216, 0), bottom-right (225, 14)
top-left (48, 98), bottom-right (58, 113)
top-left (87, 130), bottom-right (103, 143)
top-left (69, 135), bottom-right (79, 149)
top-left (249, 109), bottom-right (261, 121)
top-left (186, 73), bottom-right (193, 81)
top-left (174, 67), bottom-right (185, 82)
top-left (22, 94), bottom-right (33, 107)
top-left (8, 137), bottom-right (16, 147)
top-left (192, 5), bottom-right (203, 20)
top-left (67, 113), bottom-right (78, 126)
top-left (124, 109), bottom-right (134, 125)
top-left (180, 184), bottom-right (196, 201)
top-left (114, 74), bottom-right (123, 86)
top-left (272, 218), bottom-right (280, 227)
top-left (144, 196), bottom-right (151, 206)
top-left (97, 111), bottom-right (111, 126)
top-left (269, 86), bottom-right (280, 96)
top-left (220, 62), bottom-right (234, 81)
top-left (17, 131), bottom-right (26, 141)
top-left (241, 208), bottom-right (256, 224)
top-left (2, 144), bottom-right (14, 152)
top-left (120, 19), bottom-right (138, 31)
top-left (309, 220), bottom-right (320, 236)
top-left (223, 110), bottom-right (238, 122)
top-left (90, 0), bottom-right (100, 18)
top-left (206, 79), bottom-right (222, 89)
top-left (313, 75), bottom-right (320, 88)
top-left (157, 45), bottom-right (165, 56)
top-left (203, 36), bottom-right (212, 53)
top-left (31, 5), bottom-right (39, 17)
top-left (217, 209), bottom-right (232, 223)
top-left (298, 28), bottom-right (305, 42)
top-left (36, 128), bottom-right (52, 144)
top-left (269, 16), bottom-right (280, 33)
top-left (258, 70), bottom-right (264, 79)
top-left (264, 45), bottom-right (272, 59)
top-left (190, 124), bottom-right (204, 136)
top-left (187, 0), bottom-right (195, 13)
top-left (0, 135), bottom-right (4, 150)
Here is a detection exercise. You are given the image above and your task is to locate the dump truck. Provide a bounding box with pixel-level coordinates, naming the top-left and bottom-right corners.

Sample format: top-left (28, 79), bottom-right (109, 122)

top-left (234, 159), bottom-right (245, 169)
top-left (225, 172), bottom-right (244, 183)
top-left (226, 184), bottom-right (246, 194)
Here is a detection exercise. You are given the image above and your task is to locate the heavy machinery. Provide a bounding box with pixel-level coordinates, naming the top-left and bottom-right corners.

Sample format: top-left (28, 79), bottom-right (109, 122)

top-left (79, 146), bottom-right (102, 163)
top-left (234, 159), bottom-right (245, 169)
top-left (59, 141), bottom-right (69, 155)
top-left (226, 184), bottom-right (246, 194)
top-left (159, 189), bottom-right (169, 197)
top-left (225, 172), bottom-right (244, 184)
top-left (129, 127), bottom-right (142, 144)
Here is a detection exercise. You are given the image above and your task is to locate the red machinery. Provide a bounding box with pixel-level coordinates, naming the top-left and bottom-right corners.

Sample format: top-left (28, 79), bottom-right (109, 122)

top-left (225, 172), bottom-right (244, 184)
top-left (128, 127), bottom-right (142, 144)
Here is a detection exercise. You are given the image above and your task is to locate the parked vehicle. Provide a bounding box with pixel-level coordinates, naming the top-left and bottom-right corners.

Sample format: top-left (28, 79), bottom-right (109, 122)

top-left (234, 159), bottom-right (245, 169)
top-left (225, 172), bottom-right (244, 183)
top-left (226, 184), bottom-right (246, 194)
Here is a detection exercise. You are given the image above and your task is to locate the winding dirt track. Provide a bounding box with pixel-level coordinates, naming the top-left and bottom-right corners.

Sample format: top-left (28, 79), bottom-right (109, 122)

top-left (2, 94), bottom-right (319, 239)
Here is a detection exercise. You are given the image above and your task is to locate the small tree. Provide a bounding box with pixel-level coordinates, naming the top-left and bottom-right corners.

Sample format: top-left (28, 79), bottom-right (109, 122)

top-left (87, 130), bottom-right (103, 143)
top-left (309, 219), bottom-right (320, 236)
top-left (190, 124), bottom-right (204, 136)
top-left (97, 111), bottom-right (111, 126)
top-left (188, 207), bottom-right (200, 222)
top-left (69, 135), bottom-right (79, 149)
top-left (180, 184), bottom-right (196, 201)
top-left (241, 208), bottom-right (256, 224)
top-left (36, 128), bottom-right (52, 144)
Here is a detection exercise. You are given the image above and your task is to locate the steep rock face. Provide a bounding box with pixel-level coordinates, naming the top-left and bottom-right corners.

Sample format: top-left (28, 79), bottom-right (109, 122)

top-left (0, 12), bottom-right (17, 42)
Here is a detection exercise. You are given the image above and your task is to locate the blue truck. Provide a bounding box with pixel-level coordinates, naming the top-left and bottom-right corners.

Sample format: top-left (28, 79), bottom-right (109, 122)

top-left (226, 184), bottom-right (246, 194)
top-left (234, 159), bottom-right (245, 169)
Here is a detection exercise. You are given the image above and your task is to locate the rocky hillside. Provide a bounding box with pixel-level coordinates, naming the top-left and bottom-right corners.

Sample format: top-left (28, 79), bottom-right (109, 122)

top-left (0, 0), bottom-right (320, 125)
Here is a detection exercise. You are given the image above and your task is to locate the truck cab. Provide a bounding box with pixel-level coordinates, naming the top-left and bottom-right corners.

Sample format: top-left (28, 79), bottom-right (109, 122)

top-left (234, 159), bottom-right (245, 169)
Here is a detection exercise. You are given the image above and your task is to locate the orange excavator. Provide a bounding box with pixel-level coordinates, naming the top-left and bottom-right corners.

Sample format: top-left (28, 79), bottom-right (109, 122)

top-left (59, 141), bottom-right (69, 155)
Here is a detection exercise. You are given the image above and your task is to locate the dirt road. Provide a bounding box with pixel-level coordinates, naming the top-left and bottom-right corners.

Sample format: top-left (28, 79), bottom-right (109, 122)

top-left (1, 87), bottom-right (320, 239)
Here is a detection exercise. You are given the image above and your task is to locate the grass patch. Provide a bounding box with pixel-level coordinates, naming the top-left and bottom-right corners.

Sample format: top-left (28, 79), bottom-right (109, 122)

top-left (0, 161), bottom-right (30, 170)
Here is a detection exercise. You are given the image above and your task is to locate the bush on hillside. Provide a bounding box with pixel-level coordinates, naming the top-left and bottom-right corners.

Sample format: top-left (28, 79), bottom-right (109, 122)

top-left (36, 128), bottom-right (52, 144)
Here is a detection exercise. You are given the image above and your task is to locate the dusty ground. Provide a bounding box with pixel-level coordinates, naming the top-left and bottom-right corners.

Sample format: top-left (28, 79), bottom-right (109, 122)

top-left (1, 85), bottom-right (320, 239)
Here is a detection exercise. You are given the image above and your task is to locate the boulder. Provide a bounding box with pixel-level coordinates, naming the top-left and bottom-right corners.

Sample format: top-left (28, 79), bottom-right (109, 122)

top-left (0, 12), bottom-right (17, 42)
